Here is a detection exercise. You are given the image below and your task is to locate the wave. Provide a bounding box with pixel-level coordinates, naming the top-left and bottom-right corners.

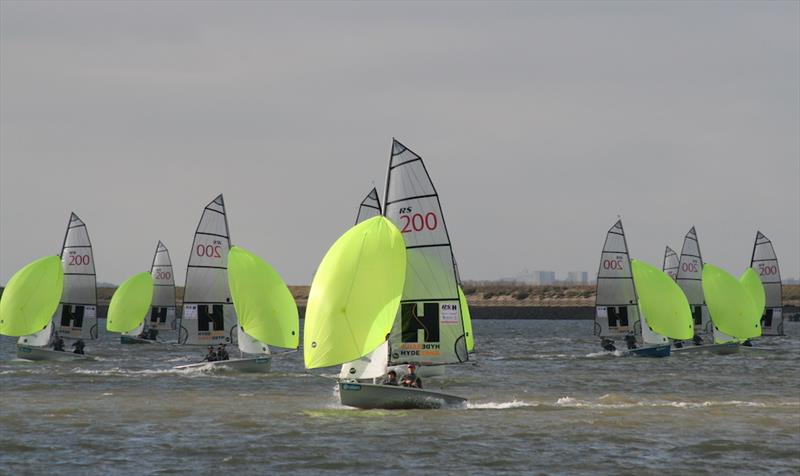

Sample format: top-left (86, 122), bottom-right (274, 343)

top-left (553, 395), bottom-right (798, 409)
top-left (466, 400), bottom-right (537, 410)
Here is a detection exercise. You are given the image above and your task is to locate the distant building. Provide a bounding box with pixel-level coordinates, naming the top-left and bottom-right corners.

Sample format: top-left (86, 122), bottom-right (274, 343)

top-left (532, 271), bottom-right (556, 285)
top-left (566, 271), bottom-right (589, 284)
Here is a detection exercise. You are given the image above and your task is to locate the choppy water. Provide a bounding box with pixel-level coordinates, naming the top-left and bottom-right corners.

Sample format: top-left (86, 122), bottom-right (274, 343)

top-left (1, 319), bottom-right (798, 475)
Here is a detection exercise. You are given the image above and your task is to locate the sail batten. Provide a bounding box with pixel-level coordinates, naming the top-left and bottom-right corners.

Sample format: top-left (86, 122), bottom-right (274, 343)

top-left (384, 139), bottom-right (467, 366)
top-left (749, 231), bottom-right (783, 335)
top-left (180, 194), bottom-right (236, 345)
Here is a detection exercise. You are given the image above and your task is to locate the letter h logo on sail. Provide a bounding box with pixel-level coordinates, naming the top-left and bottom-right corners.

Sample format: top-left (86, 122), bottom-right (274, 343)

top-left (60, 305), bottom-right (85, 329)
top-left (401, 303), bottom-right (440, 343)
top-left (197, 305), bottom-right (224, 332)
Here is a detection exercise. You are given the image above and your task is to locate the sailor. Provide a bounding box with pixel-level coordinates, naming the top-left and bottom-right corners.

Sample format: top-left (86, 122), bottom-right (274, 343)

top-left (623, 333), bottom-right (637, 350)
top-left (216, 344), bottom-right (230, 361)
top-left (52, 335), bottom-right (65, 352)
top-left (601, 338), bottom-right (616, 352)
top-left (72, 339), bottom-right (85, 355)
top-left (692, 334), bottom-right (703, 346)
top-left (203, 345), bottom-right (217, 362)
top-left (673, 340), bottom-right (684, 349)
top-left (401, 363), bottom-right (423, 389)
top-left (741, 339), bottom-right (753, 347)
top-left (382, 370), bottom-right (399, 386)
top-left (147, 328), bottom-right (159, 340)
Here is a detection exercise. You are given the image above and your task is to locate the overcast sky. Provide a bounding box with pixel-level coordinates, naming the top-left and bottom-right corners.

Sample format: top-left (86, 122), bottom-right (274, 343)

top-left (1, 1), bottom-right (798, 286)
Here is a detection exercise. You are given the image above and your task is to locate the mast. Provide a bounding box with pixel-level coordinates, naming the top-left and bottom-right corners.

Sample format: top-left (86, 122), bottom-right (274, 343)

top-left (179, 194), bottom-right (236, 345)
top-left (750, 231), bottom-right (783, 335)
top-left (382, 139), bottom-right (468, 366)
top-left (593, 220), bottom-right (640, 339)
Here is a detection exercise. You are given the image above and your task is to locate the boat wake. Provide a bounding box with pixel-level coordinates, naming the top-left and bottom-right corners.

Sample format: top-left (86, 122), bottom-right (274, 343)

top-left (552, 395), bottom-right (796, 409)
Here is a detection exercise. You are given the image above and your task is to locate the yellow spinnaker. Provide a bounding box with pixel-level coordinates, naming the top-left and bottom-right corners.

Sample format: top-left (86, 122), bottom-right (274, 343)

top-left (0, 256), bottom-right (63, 337)
top-left (107, 272), bottom-right (153, 334)
top-left (631, 259), bottom-right (693, 340)
top-left (702, 263), bottom-right (761, 341)
top-left (459, 286), bottom-right (474, 352)
top-left (304, 216), bottom-right (406, 369)
top-left (228, 246), bottom-right (299, 349)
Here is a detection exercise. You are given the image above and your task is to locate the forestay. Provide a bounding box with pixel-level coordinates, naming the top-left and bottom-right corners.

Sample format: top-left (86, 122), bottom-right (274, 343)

top-left (663, 246), bottom-right (679, 280)
top-left (750, 232), bottom-right (783, 336)
top-left (180, 195), bottom-right (236, 345)
top-left (594, 220), bottom-right (639, 338)
top-left (676, 227), bottom-right (711, 334)
top-left (149, 241), bottom-right (177, 331)
top-left (355, 188), bottom-right (382, 223)
top-left (383, 139), bottom-right (468, 366)
top-left (54, 213), bottom-right (98, 339)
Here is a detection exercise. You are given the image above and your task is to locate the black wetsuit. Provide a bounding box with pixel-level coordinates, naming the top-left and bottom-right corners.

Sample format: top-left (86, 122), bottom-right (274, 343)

top-left (53, 338), bottom-right (65, 352)
top-left (203, 352), bottom-right (218, 362)
top-left (72, 340), bottom-right (85, 355)
top-left (624, 335), bottom-right (637, 350)
top-left (674, 341), bottom-right (683, 348)
top-left (601, 339), bottom-right (616, 352)
top-left (692, 335), bottom-right (704, 346)
top-left (217, 349), bottom-right (229, 361)
top-left (383, 377), bottom-right (399, 386)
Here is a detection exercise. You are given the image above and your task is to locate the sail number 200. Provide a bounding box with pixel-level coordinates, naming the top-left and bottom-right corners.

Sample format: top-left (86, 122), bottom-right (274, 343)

top-left (399, 208), bottom-right (438, 233)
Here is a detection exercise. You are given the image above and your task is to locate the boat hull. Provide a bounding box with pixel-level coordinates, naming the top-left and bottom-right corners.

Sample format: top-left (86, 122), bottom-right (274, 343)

top-left (673, 342), bottom-right (740, 355)
top-left (625, 344), bottom-right (670, 358)
top-left (339, 382), bottom-right (467, 409)
top-left (16, 345), bottom-right (95, 362)
top-left (173, 356), bottom-right (272, 373)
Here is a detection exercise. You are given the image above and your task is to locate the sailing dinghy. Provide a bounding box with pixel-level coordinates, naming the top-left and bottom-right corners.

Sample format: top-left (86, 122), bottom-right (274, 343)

top-left (4, 256), bottom-right (94, 361)
top-left (306, 214), bottom-right (467, 409)
top-left (750, 232), bottom-right (784, 336)
top-left (593, 220), bottom-right (669, 357)
top-left (174, 246), bottom-right (298, 372)
top-left (16, 213), bottom-right (98, 360)
top-left (121, 242), bottom-right (179, 344)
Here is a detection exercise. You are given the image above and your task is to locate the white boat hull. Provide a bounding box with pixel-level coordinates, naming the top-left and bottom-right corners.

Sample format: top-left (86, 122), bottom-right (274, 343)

top-left (339, 382), bottom-right (467, 409)
top-left (673, 342), bottom-right (740, 355)
top-left (173, 356), bottom-right (272, 373)
top-left (16, 345), bottom-right (95, 362)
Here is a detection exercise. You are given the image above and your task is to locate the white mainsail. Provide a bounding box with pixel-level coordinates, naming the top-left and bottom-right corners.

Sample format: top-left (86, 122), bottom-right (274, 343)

top-left (355, 187), bottom-right (382, 223)
top-left (663, 246), bottom-right (679, 280)
top-left (594, 220), bottom-right (640, 338)
top-left (676, 227), bottom-right (711, 334)
top-left (179, 195), bottom-right (236, 345)
top-left (383, 139), bottom-right (468, 366)
top-left (750, 231), bottom-right (783, 336)
top-left (148, 241), bottom-right (178, 331)
top-left (52, 213), bottom-right (98, 340)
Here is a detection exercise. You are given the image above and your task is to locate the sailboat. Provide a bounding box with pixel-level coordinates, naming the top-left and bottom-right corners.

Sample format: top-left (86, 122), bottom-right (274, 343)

top-left (178, 195), bottom-right (236, 347)
top-left (107, 273), bottom-right (154, 342)
top-left (702, 264), bottom-right (763, 346)
top-left (663, 246), bottom-right (679, 280)
top-left (630, 259), bottom-right (694, 349)
top-left (750, 232), bottom-right (784, 336)
top-left (305, 215), bottom-right (467, 409)
top-left (175, 246), bottom-right (298, 372)
top-left (16, 213), bottom-right (98, 360)
top-left (6, 256), bottom-right (94, 361)
top-left (593, 220), bottom-right (670, 357)
top-left (121, 241), bottom-right (178, 344)
top-left (675, 227), bottom-right (712, 335)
